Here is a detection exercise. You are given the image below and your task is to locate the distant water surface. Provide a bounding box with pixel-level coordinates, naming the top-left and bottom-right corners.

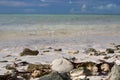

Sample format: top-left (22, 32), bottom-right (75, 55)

top-left (0, 14), bottom-right (120, 48)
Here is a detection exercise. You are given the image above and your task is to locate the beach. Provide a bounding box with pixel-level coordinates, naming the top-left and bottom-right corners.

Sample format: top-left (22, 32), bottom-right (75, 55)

top-left (0, 14), bottom-right (120, 80)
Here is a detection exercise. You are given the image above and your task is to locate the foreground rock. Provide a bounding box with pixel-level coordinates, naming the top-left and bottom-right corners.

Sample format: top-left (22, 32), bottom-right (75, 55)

top-left (109, 63), bottom-right (120, 80)
top-left (38, 71), bottom-right (71, 80)
top-left (51, 58), bottom-right (73, 73)
top-left (20, 48), bottom-right (39, 56)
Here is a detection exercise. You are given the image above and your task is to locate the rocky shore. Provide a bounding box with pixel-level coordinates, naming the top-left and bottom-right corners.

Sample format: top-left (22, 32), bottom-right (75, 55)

top-left (0, 43), bottom-right (120, 80)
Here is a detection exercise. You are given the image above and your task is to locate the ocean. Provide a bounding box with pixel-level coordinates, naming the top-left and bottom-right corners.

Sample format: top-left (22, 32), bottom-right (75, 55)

top-left (0, 14), bottom-right (120, 49)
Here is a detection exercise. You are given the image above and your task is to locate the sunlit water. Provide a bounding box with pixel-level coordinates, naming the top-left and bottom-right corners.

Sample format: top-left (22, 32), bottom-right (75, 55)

top-left (0, 14), bottom-right (120, 50)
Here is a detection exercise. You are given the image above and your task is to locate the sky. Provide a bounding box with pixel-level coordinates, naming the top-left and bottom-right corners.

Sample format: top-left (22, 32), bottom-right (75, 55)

top-left (0, 0), bottom-right (120, 14)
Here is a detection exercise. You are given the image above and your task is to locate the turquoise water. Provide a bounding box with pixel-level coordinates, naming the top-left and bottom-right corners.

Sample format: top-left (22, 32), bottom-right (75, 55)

top-left (0, 14), bottom-right (120, 48)
top-left (0, 14), bottom-right (120, 31)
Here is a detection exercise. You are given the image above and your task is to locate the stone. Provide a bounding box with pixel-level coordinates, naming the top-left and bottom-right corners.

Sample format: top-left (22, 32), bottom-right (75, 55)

top-left (72, 75), bottom-right (87, 80)
top-left (68, 50), bottom-right (79, 54)
top-left (17, 61), bottom-right (29, 66)
top-left (54, 48), bottom-right (62, 51)
top-left (84, 48), bottom-right (97, 53)
top-left (91, 65), bottom-right (98, 76)
top-left (0, 74), bottom-right (11, 80)
top-left (51, 58), bottom-right (73, 73)
top-left (6, 64), bottom-right (16, 70)
top-left (109, 64), bottom-right (120, 80)
top-left (88, 52), bottom-right (98, 56)
top-left (43, 50), bottom-right (50, 53)
top-left (38, 71), bottom-right (71, 80)
top-left (115, 45), bottom-right (120, 50)
top-left (100, 63), bottom-right (110, 75)
top-left (31, 70), bottom-right (42, 78)
top-left (27, 64), bottom-right (51, 76)
top-left (20, 48), bottom-right (39, 56)
top-left (70, 67), bottom-right (84, 77)
top-left (105, 48), bottom-right (114, 54)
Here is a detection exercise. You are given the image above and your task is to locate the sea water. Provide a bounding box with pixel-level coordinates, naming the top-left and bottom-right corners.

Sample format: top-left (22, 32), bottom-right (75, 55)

top-left (0, 14), bottom-right (120, 49)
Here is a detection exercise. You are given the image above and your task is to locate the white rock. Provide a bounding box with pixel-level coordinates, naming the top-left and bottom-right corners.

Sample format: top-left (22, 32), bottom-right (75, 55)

top-left (51, 58), bottom-right (73, 73)
top-left (115, 60), bottom-right (120, 65)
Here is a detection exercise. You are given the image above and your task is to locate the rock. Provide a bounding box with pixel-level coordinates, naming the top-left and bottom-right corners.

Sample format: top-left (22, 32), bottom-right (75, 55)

top-left (31, 70), bottom-right (42, 78)
top-left (114, 50), bottom-right (120, 53)
top-left (70, 67), bottom-right (84, 77)
top-left (100, 63), bottom-right (110, 75)
top-left (105, 48), bottom-right (114, 54)
top-left (27, 64), bottom-right (51, 76)
top-left (54, 48), bottom-right (62, 51)
top-left (43, 50), bottom-right (50, 53)
top-left (109, 64), bottom-right (120, 80)
top-left (0, 60), bottom-right (8, 63)
top-left (114, 45), bottom-right (120, 50)
top-left (91, 65), bottom-right (98, 76)
top-left (17, 61), bottom-right (29, 66)
top-left (84, 48), bottom-right (99, 56)
top-left (20, 48), bottom-right (39, 56)
top-left (51, 58), bottom-right (73, 73)
top-left (38, 71), bottom-right (71, 80)
top-left (6, 64), bottom-right (16, 70)
top-left (0, 74), bottom-right (13, 80)
top-left (88, 52), bottom-right (98, 56)
top-left (68, 50), bottom-right (79, 54)
top-left (72, 75), bottom-right (87, 80)
top-left (84, 48), bottom-right (97, 53)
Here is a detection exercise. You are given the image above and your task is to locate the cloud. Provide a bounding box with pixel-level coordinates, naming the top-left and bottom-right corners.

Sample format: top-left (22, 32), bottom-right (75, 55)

top-left (96, 3), bottom-right (117, 10)
top-left (81, 4), bottom-right (86, 11)
top-left (23, 9), bottom-right (36, 13)
top-left (0, 1), bottom-right (27, 7)
top-left (0, 1), bottom-right (49, 7)
top-left (106, 4), bottom-right (116, 8)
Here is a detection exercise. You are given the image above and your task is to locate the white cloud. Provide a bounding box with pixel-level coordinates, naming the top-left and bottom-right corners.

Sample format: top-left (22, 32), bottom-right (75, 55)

top-left (0, 1), bottom-right (27, 7)
top-left (81, 4), bottom-right (86, 11)
top-left (106, 4), bottom-right (116, 8)
top-left (0, 1), bottom-right (49, 7)
top-left (23, 9), bottom-right (36, 13)
top-left (96, 3), bottom-right (117, 10)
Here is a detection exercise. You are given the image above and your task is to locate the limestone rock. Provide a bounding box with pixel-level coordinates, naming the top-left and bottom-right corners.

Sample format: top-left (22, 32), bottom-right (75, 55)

top-left (51, 58), bottom-right (73, 73)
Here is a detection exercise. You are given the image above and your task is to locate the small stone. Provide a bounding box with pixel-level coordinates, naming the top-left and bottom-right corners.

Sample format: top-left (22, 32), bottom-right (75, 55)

top-left (100, 63), bottom-right (110, 75)
top-left (17, 61), bottom-right (29, 66)
top-left (20, 48), bottom-right (39, 56)
top-left (91, 65), bottom-right (99, 76)
top-left (31, 70), bottom-right (41, 78)
top-left (105, 48), bottom-right (114, 54)
top-left (68, 50), bottom-right (79, 54)
top-left (27, 64), bottom-right (51, 76)
top-left (54, 48), bottom-right (62, 51)
top-left (70, 67), bottom-right (84, 77)
top-left (51, 58), bottom-right (73, 73)
top-left (84, 48), bottom-right (97, 53)
top-left (43, 50), bottom-right (50, 53)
